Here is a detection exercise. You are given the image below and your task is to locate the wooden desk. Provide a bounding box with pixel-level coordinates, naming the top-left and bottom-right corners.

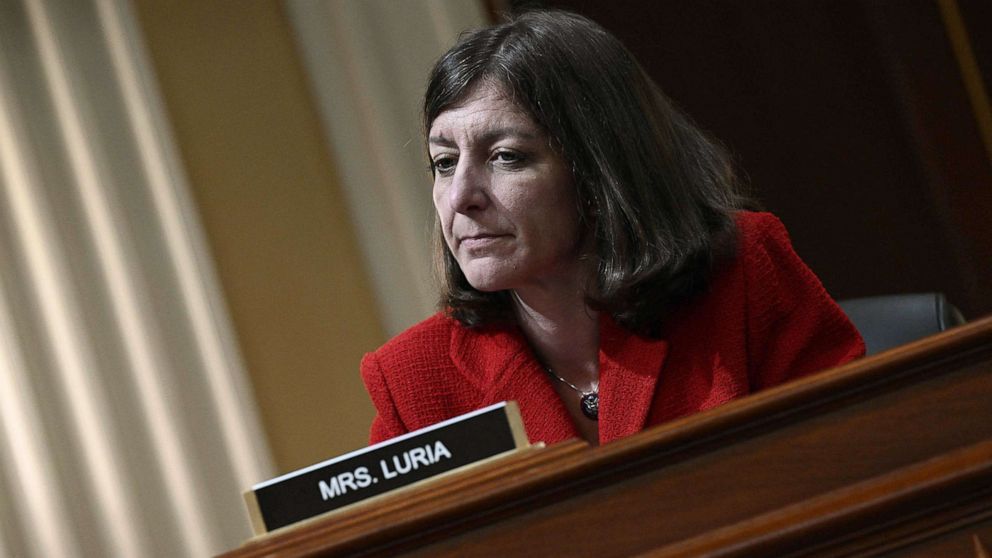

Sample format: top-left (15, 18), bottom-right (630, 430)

top-left (221, 316), bottom-right (992, 557)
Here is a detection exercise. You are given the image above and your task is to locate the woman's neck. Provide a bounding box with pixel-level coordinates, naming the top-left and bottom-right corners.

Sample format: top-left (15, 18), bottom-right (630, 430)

top-left (512, 288), bottom-right (600, 390)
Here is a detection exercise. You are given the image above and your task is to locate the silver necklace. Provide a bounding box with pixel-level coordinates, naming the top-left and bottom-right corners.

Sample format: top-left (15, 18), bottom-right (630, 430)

top-left (545, 367), bottom-right (599, 421)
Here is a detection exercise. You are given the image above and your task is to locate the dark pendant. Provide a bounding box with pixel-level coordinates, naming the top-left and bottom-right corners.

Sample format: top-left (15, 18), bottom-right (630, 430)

top-left (580, 392), bottom-right (599, 420)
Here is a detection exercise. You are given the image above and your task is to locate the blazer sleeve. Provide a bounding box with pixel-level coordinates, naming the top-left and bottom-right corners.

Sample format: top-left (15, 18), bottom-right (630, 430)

top-left (360, 351), bottom-right (408, 444)
top-left (741, 213), bottom-right (865, 389)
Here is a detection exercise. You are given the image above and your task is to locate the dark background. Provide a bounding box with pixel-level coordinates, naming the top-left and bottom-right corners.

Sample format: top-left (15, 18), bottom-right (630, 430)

top-left (489, 0), bottom-right (992, 319)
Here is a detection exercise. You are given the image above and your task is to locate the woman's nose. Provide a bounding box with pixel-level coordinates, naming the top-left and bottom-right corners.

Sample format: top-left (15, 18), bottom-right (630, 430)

top-left (448, 163), bottom-right (489, 213)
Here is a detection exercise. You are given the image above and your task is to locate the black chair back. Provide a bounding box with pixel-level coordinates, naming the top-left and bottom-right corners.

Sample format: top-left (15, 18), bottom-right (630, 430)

top-left (837, 293), bottom-right (966, 356)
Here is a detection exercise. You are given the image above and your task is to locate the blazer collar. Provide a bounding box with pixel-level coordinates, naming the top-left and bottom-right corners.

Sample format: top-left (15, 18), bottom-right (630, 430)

top-left (597, 314), bottom-right (669, 443)
top-left (449, 315), bottom-right (668, 445)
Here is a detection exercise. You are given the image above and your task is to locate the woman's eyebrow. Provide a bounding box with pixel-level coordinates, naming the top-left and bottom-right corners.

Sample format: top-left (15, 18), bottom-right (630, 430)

top-left (428, 135), bottom-right (457, 147)
top-left (428, 126), bottom-right (539, 147)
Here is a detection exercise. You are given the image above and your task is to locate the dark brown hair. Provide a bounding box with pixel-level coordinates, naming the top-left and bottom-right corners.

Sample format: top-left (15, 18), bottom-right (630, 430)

top-left (425, 9), bottom-right (745, 336)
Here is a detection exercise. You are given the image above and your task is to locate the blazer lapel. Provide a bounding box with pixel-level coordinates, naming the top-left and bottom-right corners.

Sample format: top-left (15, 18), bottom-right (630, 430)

top-left (598, 315), bottom-right (669, 444)
top-left (450, 323), bottom-right (579, 444)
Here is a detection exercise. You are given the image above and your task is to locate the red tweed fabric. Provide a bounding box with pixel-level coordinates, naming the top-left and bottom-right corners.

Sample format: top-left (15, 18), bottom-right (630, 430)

top-left (361, 212), bottom-right (865, 446)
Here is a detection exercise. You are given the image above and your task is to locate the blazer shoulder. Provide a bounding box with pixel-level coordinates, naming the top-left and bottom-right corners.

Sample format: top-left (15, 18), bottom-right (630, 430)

top-left (371, 312), bottom-right (456, 365)
top-left (734, 211), bottom-right (812, 291)
top-left (733, 210), bottom-right (817, 309)
top-left (735, 210), bottom-right (792, 248)
top-left (731, 210), bottom-right (865, 386)
top-left (362, 312), bottom-right (480, 436)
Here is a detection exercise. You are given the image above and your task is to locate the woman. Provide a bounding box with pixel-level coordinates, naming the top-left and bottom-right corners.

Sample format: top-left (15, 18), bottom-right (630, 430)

top-left (361, 10), bottom-right (864, 446)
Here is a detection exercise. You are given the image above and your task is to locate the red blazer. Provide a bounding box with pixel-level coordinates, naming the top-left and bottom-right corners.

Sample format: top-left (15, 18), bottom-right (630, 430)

top-left (361, 212), bottom-right (864, 446)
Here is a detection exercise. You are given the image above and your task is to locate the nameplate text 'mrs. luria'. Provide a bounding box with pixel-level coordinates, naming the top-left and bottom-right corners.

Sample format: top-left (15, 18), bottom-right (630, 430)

top-left (244, 401), bottom-right (528, 534)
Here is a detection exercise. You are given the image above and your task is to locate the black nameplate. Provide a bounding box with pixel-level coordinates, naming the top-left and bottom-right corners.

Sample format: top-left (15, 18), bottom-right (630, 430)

top-left (245, 401), bottom-right (528, 534)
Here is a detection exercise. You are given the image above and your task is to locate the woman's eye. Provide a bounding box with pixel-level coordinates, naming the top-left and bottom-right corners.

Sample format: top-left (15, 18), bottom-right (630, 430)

top-left (493, 150), bottom-right (524, 166)
top-left (432, 156), bottom-right (456, 175)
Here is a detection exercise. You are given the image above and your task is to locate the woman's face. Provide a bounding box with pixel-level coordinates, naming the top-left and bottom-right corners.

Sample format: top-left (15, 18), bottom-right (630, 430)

top-left (429, 83), bottom-right (586, 295)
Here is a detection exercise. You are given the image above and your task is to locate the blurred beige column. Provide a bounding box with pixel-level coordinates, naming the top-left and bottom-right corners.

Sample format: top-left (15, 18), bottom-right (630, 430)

top-left (286, 0), bottom-right (488, 336)
top-left (130, 0), bottom-right (460, 476)
top-left (0, 0), bottom-right (272, 556)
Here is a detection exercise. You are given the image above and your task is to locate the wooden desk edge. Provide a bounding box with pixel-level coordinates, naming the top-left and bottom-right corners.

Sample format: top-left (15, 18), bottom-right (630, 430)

top-left (219, 316), bottom-right (992, 557)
